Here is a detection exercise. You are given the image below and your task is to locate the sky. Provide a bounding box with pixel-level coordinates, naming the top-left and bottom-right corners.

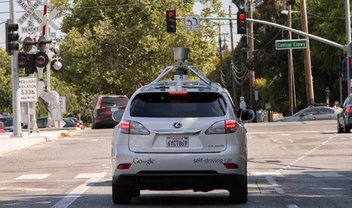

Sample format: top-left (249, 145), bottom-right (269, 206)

top-left (0, 0), bottom-right (239, 48)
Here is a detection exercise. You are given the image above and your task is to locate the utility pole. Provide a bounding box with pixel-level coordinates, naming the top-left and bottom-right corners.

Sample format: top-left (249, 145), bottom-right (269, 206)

top-left (9, 0), bottom-right (22, 137)
top-left (288, 4), bottom-right (294, 115)
top-left (248, 0), bottom-right (256, 111)
top-left (345, 0), bottom-right (351, 96)
top-left (299, 0), bottom-right (314, 106)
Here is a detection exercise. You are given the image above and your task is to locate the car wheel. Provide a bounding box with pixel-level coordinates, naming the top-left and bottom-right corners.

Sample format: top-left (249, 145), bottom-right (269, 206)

top-left (229, 176), bottom-right (248, 204)
top-left (91, 118), bottom-right (98, 129)
top-left (343, 124), bottom-right (351, 133)
top-left (112, 182), bottom-right (131, 204)
top-left (337, 121), bottom-right (344, 133)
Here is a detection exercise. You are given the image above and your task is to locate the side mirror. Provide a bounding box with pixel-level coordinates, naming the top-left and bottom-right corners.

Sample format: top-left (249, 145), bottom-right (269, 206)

top-left (112, 110), bottom-right (124, 122)
top-left (240, 109), bottom-right (255, 123)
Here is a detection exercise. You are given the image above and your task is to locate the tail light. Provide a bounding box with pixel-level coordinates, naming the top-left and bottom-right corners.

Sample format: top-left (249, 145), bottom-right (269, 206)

top-left (119, 120), bottom-right (150, 135)
top-left (97, 98), bottom-right (102, 109)
top-left (223, 163), bottom-right (239, 169)
top-left (348, 107), bottom-right (352, 115)
top-left (205, 120), bottom-right (237, 134)
top-left (117, 163), bottom-right (132, 170)
top-left (74, 123), bottom-right (81, 128)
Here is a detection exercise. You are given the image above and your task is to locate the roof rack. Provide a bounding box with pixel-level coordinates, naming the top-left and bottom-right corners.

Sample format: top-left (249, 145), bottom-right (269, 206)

top-left (140, 47), bottom-right (220, 92)
top-left (141, 63), bottom-right (218, 92)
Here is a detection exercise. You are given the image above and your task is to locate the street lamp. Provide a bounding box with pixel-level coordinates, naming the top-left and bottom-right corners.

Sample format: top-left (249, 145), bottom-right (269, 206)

top-left (281, 7), bottom-right (296, 115)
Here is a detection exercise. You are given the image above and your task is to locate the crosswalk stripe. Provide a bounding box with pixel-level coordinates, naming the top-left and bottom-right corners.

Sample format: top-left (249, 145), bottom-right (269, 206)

top-left (14, 174), bottom-right (51, 180)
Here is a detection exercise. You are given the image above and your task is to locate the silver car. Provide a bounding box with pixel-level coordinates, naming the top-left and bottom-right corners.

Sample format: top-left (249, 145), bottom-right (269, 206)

top-left (111, 50), bottom-right (254, 204)
top-left (274, 106), bottom-right (341, 122)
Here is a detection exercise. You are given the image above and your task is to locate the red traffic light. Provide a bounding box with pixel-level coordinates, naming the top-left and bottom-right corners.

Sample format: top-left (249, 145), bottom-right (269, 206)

top-left (237, 11), bottom-right (247, 34)
top-left (166, 10), bottom-right (176, 33)
top-left (167, 11), bottom-right (174, 18)
top-left (239, 13), bottom-right (246, 21)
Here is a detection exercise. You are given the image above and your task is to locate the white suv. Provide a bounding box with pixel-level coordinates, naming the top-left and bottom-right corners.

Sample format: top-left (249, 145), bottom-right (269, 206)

top-left (111, 54), bottom-right (254, 204)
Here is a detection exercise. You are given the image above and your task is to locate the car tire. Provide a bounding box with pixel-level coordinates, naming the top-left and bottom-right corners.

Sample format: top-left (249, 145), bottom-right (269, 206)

top-left (337, 121), bottom-right (344, 133)
top-left (343, 124), bottom-right (351, 133)
top-left (228, 176), bottom-right (248, 204)
top-left (112, 182), bottom-right (131, 204)
top-left (91, 118), bottom-right (98, 129)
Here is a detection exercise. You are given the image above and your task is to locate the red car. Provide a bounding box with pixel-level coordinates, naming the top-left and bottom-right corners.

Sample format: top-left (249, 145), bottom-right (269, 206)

top-left (91, 95), bottom-right (129, 129)
top-left (0, 121), bottom-right (5, 133)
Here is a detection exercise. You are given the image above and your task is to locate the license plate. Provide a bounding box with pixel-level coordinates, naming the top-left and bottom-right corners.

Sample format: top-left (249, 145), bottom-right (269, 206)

top-left (166, 137), bottom-right (189, 148)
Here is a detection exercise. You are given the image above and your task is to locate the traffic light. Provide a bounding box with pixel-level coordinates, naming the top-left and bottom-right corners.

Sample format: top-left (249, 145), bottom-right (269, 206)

top-left (5, 20), bottom-right (19, 55)
top-left (166, 10), bottom-right (176, 33)
top-left (17, 53), bottom-right (35, 74)
top-left (237, 10), bottom-right (247, 34)
top-left (35, 52), bottom-right (49, 68)
top-left (17, 52), bottom-right (49, 74)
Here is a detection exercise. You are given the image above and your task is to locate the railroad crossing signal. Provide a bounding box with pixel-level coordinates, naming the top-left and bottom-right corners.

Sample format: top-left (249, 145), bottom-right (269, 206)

top-left (5, 20), bottom-right (19, 55)
top-left (237, 10), bottom-right (247, 34)
top-left (166, 10), bottom-right (176, 33)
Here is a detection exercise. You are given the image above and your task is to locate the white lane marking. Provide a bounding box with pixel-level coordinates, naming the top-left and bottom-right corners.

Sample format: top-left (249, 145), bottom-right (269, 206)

top-left (265, 176), bottom-right (278, 186)
top-left (51, 172), bottom-right (106, 208)
top-left (288, 205), bottom-right (299, 208)
top-left (251, 172), bottom-right (282, 176)
top-left (0, 187), bottom-right (47, 192)
top-left (265, 176), bottom-right (285, 194)
top-left (15, 174), bottom-right (51, 180)
top-left (308, 172), bottom-right (344, 178)
top-left (75, 173), bottom-right (106, 179)
top-left (275, 188), bottom-right (285, 194)
top-left (278, 137), bottom-right (333, 172)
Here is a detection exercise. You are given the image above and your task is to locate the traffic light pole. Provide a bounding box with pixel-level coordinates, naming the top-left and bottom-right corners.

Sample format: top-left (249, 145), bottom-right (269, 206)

top-left (9, 0), bottom-right (22, 137)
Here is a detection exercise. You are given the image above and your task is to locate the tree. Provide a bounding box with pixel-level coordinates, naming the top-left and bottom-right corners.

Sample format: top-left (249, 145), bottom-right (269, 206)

top-left (0, 49), bottom-right (12, 113)
top-left (56, 0), bottom-right (223, 121)
top-left (230, 0), bottom-right (346, 116)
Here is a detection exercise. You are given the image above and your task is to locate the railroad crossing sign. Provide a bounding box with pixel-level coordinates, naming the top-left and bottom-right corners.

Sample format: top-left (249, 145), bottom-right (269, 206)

top-left (184, 15), bottom-right (200, 31)
top-left (275, 39), bottom-right (307, 50)
top-left (17, 0), bottom-right (43, 25)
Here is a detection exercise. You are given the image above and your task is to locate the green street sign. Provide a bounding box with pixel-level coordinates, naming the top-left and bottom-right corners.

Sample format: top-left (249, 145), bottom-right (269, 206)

top-left (275, 39), bottom-right (307, 50)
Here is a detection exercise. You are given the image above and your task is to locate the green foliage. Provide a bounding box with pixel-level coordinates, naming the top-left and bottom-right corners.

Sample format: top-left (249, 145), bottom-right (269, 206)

top-left (0, 49), bottom-right (12, 113)
top-left (58, 0), bottom-right (222, 121)
top-left (229, 0), bottom-right (346, 115)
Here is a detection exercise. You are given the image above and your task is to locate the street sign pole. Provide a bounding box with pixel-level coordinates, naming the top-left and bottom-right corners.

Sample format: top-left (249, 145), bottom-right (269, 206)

top-left (10, 0), bottom-right (22, 137)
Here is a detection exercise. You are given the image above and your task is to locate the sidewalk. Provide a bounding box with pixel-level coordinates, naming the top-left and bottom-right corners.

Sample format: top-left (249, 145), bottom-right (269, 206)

top-left (0, 129), bottom-right (81, 156)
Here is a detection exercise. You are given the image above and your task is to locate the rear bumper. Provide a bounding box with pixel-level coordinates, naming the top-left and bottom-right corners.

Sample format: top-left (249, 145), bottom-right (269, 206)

top-left (113, 172), bottom-right (246, 191)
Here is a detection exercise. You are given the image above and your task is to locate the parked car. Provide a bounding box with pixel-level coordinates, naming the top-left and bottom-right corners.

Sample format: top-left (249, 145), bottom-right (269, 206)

top-left (0, 121), bottom-right (5, 133)
top-left (0, 116), bottom-right (14, 132)
top-left (111, 61), bottom-right (255, 204)
top-left (63, 117), bottom-right (84, 129)
top-left (337, 95), bottom-right (352, 133)
top-left (91, 95), bottom-right (129, 129)
top-left (274, 106), bottom-right (341, 122)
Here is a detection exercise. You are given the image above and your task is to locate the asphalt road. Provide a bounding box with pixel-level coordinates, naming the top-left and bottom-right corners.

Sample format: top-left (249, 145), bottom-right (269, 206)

top-left (0, 120), bottom-right (351, 208)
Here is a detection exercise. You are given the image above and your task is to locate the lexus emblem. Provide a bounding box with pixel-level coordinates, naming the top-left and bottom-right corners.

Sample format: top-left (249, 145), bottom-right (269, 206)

top-left (173, 122), bottom-right (182, 128)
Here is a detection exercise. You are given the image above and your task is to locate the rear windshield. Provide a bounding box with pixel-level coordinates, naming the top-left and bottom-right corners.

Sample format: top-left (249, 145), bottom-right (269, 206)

top-left (101, 97), bottom-right (128, 107)
top-left (130, 92), bottom-right (226, 117)
top-left (0, 117), bottom-right (13, 126)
